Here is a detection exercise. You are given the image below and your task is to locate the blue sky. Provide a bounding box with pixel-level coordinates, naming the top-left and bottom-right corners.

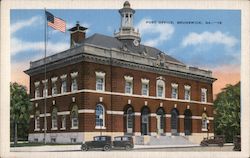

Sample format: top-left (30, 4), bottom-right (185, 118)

top-left (10, 8), bottom-right (241, 95)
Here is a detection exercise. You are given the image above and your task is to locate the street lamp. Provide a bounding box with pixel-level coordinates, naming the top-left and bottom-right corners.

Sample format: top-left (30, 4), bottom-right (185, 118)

top-left (206, 120), bottom-right (210, 138)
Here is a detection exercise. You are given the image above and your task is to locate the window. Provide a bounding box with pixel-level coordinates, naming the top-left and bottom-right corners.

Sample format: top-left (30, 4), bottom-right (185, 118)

top-left (95, 104), bottom-right (105, 128)
top-left (43, 83), bottom-right (48, 97)
top-left (124, 76), bottom-right (133, 94)
top-left (71, 72), bottom-right (78, 92)
top-left (125, 81), bottom-right (133, 94)
top-left (52, 83), bottom-right (57, 95)
top-left (201, 88), bottom-right (207, 103)
top-left (35, 87), bottom-right (40, 98)
top-left (96, 78), bottom-right (104, 91)
top-left (71, 78), bottom-right (78, 92)
top-left (71, 105), bottom-right (78, 129)
top-left (60, 74), bottom-right (67, 93)
top-left (61, 80), bottom-right (67, 93)
top-left (171, 83), bottom-right (178, 99)
top-left (96, 72), bottom-right (105, 91)
top-left (184, 85), bottom-right (191, 100)
top-left (156, 79), bottom-right (165, 98)
top-left (51, 107), bottom-right (58, 129)
top-left (202, 113), bottom-right (208, 131)
top-left (61, 115), bottom-right (66, 129)
top-left (34, 81), bottom-right (40, 98)
top-left (35, 110), bottom-right (40, 130)
top-left (141, 78), bottom-right (149, 96)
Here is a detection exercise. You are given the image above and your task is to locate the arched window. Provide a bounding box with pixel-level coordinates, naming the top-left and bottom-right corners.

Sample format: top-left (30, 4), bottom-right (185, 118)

top-left (202, 112), bottom-right (208, 131)
top-left (95, 104), bottom-right (105, 128)
top-left (35, 110), bottom-right (40, 130)
top-left (71, 105), bottom-right (78, 129)
top-left (156, 79), bottom-right (165, 98)
top-left (156, 108), bottom-right (165, 135)
top-left (51, 107), bottom-right (58, 129)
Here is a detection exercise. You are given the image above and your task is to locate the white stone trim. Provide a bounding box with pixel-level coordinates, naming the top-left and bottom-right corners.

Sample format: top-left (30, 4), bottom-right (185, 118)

top-left (150, 113), bottom-right (157, 117)
top-left (171, 83), bottom-right (178, 88)
top-left (30, 88), bottom-right (214, 105)
top-left (40, 113), bottom-right (51, 117)
top-left (107, 110), bottom-right (124, 115)
top-left (124, 75), bottom-right (133, 81)
top-left (42, 79), bottom-right (48, 84)
top-left (95, 71), bottom-right (106, 77)
top-left (178, 115), bottom-right (185, 118)
top-left (191, 116), bottom-right (202, 119)
top-left (30, 115), bottom-right (34, 118)
top-left (95, 126), bottom-right (106, 129)
top-left (134, 112), bottom-right (141, 116)
top-left (202, 128), bottom-right (208, 131)
top-left (58, 111), bottom-right (70, 115)
top-left (60, 74), bottom-right (67, 80)
top-left (34, 81), bottom-right (40, 87)
top-left (34, 128), bottom-right (40, 131)
top-left (51, 77), bottom-right (58, 83)
top-left (70, 72), bottom-right (78, 78)
top-left (70, 127), bottom-right (79, 130)
top-left (165, 114), bottom-right (171, 117)
top-left (184, 85), bottom-right (191, 90)
top-left (51, 127), bottom-right (58, 130)
top-left (78, 109), bottom-right (95, 113)
top-left (60, 127), bottom-right (66, 130)
top-left (141, 78), bottom-right (149, 84)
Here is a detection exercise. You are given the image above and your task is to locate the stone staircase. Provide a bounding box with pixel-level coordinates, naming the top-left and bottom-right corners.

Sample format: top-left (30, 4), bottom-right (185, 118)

top-left (135, 136), bottom-right (196, 145)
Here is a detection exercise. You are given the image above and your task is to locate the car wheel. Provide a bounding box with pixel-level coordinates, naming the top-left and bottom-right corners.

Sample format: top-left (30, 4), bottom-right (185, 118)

top-left (103, 145), bottom-right (111, 151)
top-left (125, 145), bottom-right (132, 151)
top-left (81, 144), bottom-right (89, 151)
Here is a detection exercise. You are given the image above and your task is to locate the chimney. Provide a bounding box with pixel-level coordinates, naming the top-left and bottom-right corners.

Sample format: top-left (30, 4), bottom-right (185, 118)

top-left (69, 21), bottom-right (88, 48)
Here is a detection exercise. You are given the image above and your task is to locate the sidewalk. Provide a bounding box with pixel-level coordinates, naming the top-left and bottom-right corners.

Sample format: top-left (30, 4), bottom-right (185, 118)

top-left (11, 144), bottom-right (205, 152)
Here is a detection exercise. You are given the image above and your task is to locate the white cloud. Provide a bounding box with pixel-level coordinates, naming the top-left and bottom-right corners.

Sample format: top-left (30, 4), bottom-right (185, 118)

top-left (181, 31), bottom-right (238, 48)
top-left (11, 37), bottom-right (69, 57)
top-left (11, 16), bottom-right (42, 34)
top-left (136, 18), bottom-right (174, 47)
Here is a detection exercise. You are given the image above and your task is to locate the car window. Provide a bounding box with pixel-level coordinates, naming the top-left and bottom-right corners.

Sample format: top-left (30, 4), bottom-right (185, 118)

top-left (115, 137), bottom-right (121, 141)
top-left (122, 137), bottom-right (128, 141)
top-left (94, 137), bottom-right (100, 141)
top-left (101, 137), bottom-right (106, 141)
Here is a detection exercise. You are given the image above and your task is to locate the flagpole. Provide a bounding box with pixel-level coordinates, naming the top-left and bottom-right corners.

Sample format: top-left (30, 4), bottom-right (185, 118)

top-left (44, 8), bottom-right (48, 145)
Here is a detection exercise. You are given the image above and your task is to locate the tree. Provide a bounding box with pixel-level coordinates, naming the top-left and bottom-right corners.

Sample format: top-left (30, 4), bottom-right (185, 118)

top-left (10, 82), bottom-right (32, 145)
top-left (214, 82), bottom-right (240, 142)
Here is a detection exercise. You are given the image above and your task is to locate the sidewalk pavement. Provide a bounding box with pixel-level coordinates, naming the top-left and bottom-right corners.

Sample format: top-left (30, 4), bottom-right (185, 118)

top-left (10, 143), bottom-right (234, 152)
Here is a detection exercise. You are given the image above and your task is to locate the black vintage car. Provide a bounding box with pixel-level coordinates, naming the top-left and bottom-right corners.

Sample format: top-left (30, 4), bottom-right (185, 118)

top-left (113, 136), bottom-right (134, 150)
top-left (200, 135), bottom-right (225, 147)
top-left (81, 136), bottom-right (112, 151)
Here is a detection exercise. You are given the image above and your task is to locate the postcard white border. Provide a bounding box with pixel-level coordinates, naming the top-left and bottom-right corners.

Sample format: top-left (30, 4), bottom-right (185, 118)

top-left (1, 0), bottom-right (249, 158)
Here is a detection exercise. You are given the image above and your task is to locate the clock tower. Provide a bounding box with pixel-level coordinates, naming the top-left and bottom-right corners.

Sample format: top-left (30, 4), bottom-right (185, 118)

top-left (114, 1), bottom-right (141, 44)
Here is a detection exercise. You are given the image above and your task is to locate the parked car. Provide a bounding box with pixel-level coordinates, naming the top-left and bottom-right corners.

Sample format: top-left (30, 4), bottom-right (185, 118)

top-left (233, 135), bottom-right (241, 151)
top-left (200, 135), bottom-right (225, 147)
top-left (81, 136), bottom-right (112, 151)
top-left (113, 136), bottom-right (134, 150)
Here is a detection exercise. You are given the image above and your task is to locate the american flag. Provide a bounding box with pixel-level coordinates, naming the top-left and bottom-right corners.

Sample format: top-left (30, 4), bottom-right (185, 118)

top-left (46, 11), bottom-right (66, 33)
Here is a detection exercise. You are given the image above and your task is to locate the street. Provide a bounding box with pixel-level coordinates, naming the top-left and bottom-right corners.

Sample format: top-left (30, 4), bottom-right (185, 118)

top-left (11, 144), bottom-right (235, 152)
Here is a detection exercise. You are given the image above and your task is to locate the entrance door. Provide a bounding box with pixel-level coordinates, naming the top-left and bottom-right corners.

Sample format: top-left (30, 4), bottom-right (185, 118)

top-left (141, 106), bottom-right (149, 135)
top-left (171, 108), bottom-right (179, 135)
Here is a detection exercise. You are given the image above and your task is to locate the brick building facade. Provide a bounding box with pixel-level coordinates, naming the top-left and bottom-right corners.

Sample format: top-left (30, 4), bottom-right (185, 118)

top-left (25, 1), bottom-right (216, 144)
